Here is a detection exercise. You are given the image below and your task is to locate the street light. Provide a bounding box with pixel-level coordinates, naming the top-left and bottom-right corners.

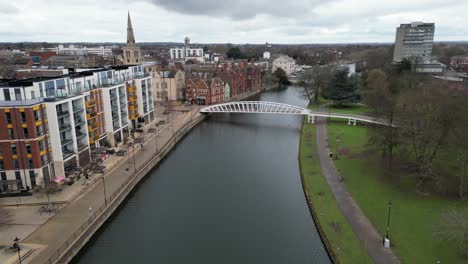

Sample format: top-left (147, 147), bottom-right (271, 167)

top-left (101, 176), bottom-right (107, 206)
top-left (12, 237), bottom-right (21, 264)
top-left (385, 201), bottom-right (392, 242)
top-left (335, 136), bottom-right (340, 160)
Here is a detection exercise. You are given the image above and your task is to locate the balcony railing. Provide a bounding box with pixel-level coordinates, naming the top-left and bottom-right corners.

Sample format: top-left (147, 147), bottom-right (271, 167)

top-left (61, 138), bottom-right (73, 146)
top-left (76, 131), bottom-right (87, 139)
top-left (59, 123), bottom-right (72, 131)
top-left (62, 149), bottom-right (74, 159)
top-left (57, 110), bottom-right (70, 118)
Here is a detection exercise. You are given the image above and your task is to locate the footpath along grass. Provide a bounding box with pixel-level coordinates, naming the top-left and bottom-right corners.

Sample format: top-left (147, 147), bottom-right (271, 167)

top-left (300, 121), bottom-right (372, 263)
top-left (327, 122), bottom-right (468, 263)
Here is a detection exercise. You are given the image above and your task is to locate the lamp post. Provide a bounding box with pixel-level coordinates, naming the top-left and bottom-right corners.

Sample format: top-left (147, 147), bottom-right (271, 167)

top-left (385, 201), bottom-right (392, 242)
top-left (13, 237), bottom-right (21, 264)
top-left (335, 136), bottom-right (340, 160)
top-left (101, 176), bottom-right (107, 206)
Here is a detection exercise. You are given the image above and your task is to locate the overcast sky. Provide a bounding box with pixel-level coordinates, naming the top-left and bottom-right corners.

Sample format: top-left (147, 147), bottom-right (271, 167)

top-left (0, 0), bottom-right (467, 44)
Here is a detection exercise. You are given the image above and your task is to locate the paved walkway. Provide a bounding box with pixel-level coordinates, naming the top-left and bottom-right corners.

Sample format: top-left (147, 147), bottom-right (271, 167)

top-left (315, 105), bottom-right (400, 264)
top-left (19, 106), bottom-right (202, 264)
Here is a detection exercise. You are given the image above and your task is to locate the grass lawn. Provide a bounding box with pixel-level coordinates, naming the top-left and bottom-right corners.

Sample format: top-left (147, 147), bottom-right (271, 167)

top-left (300, 121), bottom-right (372, 263)
top-left (327, 122), bottom-right (468, 263)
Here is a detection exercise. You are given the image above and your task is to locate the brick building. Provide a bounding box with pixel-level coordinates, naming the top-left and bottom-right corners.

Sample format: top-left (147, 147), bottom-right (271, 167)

top-left (185, 77), bottom-right (224, 105)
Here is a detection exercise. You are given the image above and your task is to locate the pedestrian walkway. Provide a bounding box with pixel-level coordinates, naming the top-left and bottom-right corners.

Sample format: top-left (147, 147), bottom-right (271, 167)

top-left (315, 105), bottom-right (400, 264)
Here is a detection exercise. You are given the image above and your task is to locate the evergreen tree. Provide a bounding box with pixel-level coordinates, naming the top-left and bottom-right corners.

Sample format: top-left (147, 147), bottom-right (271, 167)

top-left (328, 69), bottom-right (359, 104)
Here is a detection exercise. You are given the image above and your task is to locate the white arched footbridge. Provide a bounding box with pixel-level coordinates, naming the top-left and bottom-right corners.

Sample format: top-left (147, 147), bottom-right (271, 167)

top-left (200, 101), bottom-right (387, 126)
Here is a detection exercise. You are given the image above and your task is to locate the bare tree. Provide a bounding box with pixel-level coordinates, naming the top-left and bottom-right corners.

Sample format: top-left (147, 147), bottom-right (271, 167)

top-left (299, 65), bottom-right (335, 103)
top-left (397, 83), bottom-right (458, 192)
top-left (433, 208), bottom-right (468, 256)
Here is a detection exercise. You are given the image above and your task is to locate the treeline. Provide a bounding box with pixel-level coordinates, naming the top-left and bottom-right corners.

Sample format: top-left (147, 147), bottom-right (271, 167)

top-left (365, 66), bottom-right (468, 198)
top-left (300, 62), bottom-right (468, 198)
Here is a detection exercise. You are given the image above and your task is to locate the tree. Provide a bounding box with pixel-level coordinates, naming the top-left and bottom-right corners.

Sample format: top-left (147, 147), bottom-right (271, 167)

top-left (273, 68), bottom-right (289, 85)
top-left (299, 65), bottom-right (335, 103)
top-left (262, 72), bottom-right (279, 88)
top-left (397, 83), bottom-right (458, 192)
top-left (365, 69), bottom-right (400, 167)
top-left (433, 208), bottom-right (468, 256)
top-left (327, 69), bottom-right (359, 105)
top-left (0, 64), bottom-right (17, 79)
top-left (226, 47), bottom-right (243, 59)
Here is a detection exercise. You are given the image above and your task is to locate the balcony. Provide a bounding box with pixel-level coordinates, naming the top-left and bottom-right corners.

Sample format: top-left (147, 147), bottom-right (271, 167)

top-left (61, 137), bottom-right (73, 146)
top-left (111, 103), bottom-right (118, 110)
top-left (59, 125), bottom-right (72, 133)
top-left (77, 142), bottom-right (88, 152)
top-left (62, 148), bottom-right (74, 159)
top-left (119, 92), bottom-right (126, 98)
top-left (73, 106), bottom-right (84, 113)
top-left (76, 131), bottom-right (87, 139)
top-left (110, 93), bottom-right (118, 100)
top-left (57, 110), bottom-right (69, 118)
top-left (75, 119), bottom-right (86, 126)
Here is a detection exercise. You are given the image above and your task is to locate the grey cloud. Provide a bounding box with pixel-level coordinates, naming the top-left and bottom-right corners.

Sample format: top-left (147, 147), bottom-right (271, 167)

top-left (0, 2), bottom-right (19, 14)
top-left (148, 0), bottom-right (333, 20)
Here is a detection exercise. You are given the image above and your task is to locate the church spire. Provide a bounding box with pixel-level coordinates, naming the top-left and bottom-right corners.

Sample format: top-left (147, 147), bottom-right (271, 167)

top-left (127, 11), bottom-right (135, 45)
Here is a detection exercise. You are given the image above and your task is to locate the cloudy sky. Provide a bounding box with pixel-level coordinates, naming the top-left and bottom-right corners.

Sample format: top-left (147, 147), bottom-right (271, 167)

top-left (0, 0), bottom-right (467, 44)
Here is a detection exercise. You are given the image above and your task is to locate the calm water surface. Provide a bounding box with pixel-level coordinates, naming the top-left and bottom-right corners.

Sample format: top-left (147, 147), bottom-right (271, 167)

top-left (73, 86), bottom-right (331, 264)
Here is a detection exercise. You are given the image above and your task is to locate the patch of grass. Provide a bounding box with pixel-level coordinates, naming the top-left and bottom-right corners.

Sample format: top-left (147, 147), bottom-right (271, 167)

top-left (327, 123), bottom-right (468, 264)
top-left (300, 122), bottom-right (372, 263)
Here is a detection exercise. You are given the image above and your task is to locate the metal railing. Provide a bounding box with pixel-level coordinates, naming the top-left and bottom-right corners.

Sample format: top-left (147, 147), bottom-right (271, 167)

top-left (47, 113), bottom-right (205, 264)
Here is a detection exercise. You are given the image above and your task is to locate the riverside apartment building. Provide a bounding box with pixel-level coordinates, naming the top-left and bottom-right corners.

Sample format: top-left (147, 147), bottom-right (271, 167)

top-left (0, 65), bottom-right (154, 193)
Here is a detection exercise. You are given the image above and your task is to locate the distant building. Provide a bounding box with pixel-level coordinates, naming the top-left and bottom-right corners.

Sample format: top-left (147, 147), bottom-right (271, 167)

top-left (48, 45), bottom-right (114, 57)
top-left (451, 55), bottom-right (468, 73)
top-left (338, 62), bottom-right (356, 76)
top-left (272, 55), bottom-right (296, 75)
top-left (393, 22), bottom-right (435, 63)
top-left (185, 77), bottom-right (224, 105)
top-left (122, 12), bottom-right (142, 65)
top-left (263, 51), bottom-right (271, 59)
top-left (414, 61), bottom-right (447, 73)
top-left (145, 67), bottom-right (185, 101)
top-left (170, 37), bottom-right (204, 63)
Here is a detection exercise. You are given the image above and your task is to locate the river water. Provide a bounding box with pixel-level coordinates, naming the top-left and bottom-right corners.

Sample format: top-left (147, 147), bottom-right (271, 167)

top-left (73, 86), bottom-right (331, 264)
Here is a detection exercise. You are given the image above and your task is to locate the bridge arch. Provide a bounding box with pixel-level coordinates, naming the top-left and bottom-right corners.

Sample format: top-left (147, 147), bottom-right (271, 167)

top-left (200, 101), bottom-right (387, 126)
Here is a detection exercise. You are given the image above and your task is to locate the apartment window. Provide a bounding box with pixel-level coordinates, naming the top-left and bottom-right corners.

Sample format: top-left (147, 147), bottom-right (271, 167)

top-left (14, 89), bottom-right (21, 100)
top-left (23, 128), bottom-right (29, 138)
top-left (34, 110), bottom-right (40, 121)
top-left (39, 140), bottom-right (45, 151)
top-left (5, 112), bottom-right (11, 123)
top-left (3, 89), bottom-right (11, 101)
top-left (26, 143), bottom-right (31, 154)
top-left (8, 128), bottom-right (14, 139)
top-left (29, 170), bottom-right (36, 187)
top-left (28, 159), bottom-right (33, 169)
top-left (1, 172), bottom-right (6, 180)
top-left (15, 171), bottom-right (20, 179)
top-left (41, 155), bottom-right (47, 166)
top-left (0, 160), bottom-right (4, 170)
top-left (31, 91), bottom-right (35, 99)
top-left (20, 112), bottom-right (26, 123)
top-left (45, 81), bottom-right (55, 97)
top-left (11, 144), bottom-right (17, 155)
top-left (39, 83), bottom-right (44, 97)
top-left (36, 125), bottom-right (43, 137)
top-left (13, 159), bottom-right (19, 169)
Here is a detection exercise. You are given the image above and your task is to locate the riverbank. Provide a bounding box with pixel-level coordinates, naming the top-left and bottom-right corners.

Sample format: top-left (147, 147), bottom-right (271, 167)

top-left (299, 117), bottom-right (372, 264)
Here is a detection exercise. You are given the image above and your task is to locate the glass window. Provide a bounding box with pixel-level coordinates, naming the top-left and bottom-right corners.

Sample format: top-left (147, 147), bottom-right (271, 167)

top-left (26, 143), bottom-right (31, 154)
top-left (34, 110), bottom-right (40, 121)
top-left (13, 159), bottom-right (19, 169)
top-left (5, 112), bottom-right (11, 123)
top-left (28, 159), bottom-right (33, 168)
top-left (3, 89), bottom-right (11, 101)
top-left (14, 89), bottom-right (21, 100)
top-left (20, 112), bottom-right (26, 122)
top-left (0, 161), bottom-right (4, 170)
top-left (45, 81), bottom-right (55, 97)
top-left (39, 140), bottom-right (45, 151)
top-left (0, 171), bottom-right (5, 179)
top-left (36, 125), bottom-right (43, 137)
top-left (8, 128), bottom-right (14, 139)
top-left (11, 144), bottom-right (17, 155)
top-left (29, 170), bottom-right (36, 187)
top-left (31, 91), bottom-right (35, 99)
top-left (23, 128), bottom-right (29, 138)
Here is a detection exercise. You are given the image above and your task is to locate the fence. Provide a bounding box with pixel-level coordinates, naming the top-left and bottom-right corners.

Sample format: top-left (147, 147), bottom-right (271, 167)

top-left (46, 114), bottom-right (205, 264)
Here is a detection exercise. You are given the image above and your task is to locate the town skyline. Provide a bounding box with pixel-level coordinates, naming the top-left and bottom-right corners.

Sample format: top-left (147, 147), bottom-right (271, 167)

top-left (1, 0), bottom-right (468, 43)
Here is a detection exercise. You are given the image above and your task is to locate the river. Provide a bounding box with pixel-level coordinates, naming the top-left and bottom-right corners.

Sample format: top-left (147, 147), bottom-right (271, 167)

top-left (72, 86), bottom-right (331, 264)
